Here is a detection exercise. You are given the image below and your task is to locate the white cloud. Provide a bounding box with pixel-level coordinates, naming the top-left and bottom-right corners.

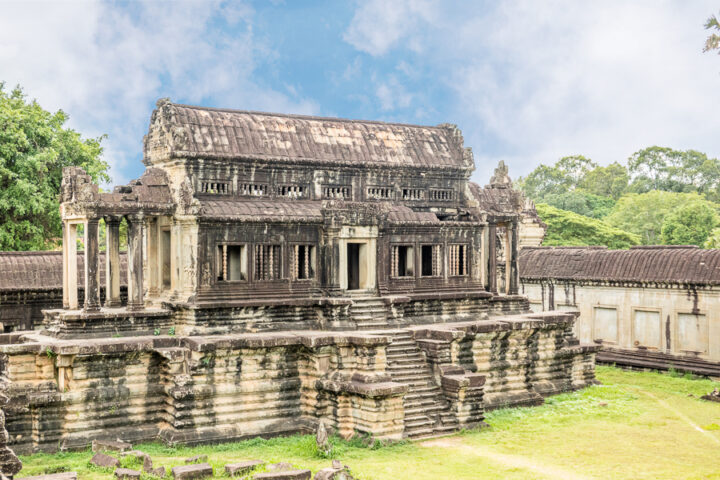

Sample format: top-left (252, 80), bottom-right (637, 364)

top-left (343, 0), bottom-right (720, 184)
top-left (375, 76), bottom-right (413, 111)
top-left (0, 0), bottom-right (318, 185)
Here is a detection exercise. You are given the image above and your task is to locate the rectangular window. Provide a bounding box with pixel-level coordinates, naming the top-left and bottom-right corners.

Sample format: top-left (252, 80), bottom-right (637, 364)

top-left (367, 187), bottom-right (394, 200)
top-left (323, 185), bottom-right (351, 199)
top-left (391, 245), bottom-right (414, 277)
top-left (200, 181), bottom-right (230, 194)
top-left (677, 313), bottom-right (709, 354)
top-left (217, 244), bottom-right (247, 281)
top-left (277, 185), bottom-right (306, 198)
top-left (239, 183), bottom-right (268, 196)
top-left (429, 189), bottom-right (454, 201)
top-left (292, 245), bottom-right (316, 280)
top-left (448, 244), bottom-right (468, 276)
top-left (632, 309), bottom-right (662, 349)
top-left (593, 307), bottom-right (618, 343)
top-left (402, 188), bottom-right (424, 200)
top-left (421, 245), bottom-right (441, 277)
top-left (254, 244), bottom-right (282, 280)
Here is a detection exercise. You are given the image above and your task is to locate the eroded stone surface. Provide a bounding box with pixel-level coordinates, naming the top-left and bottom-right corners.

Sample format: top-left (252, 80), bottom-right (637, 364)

top-left (172, 463), bottom-right (213, 480)
top-left (114, 469), bottom-right (141, 480)
top-left (90, 452), bottom-right (120, 468)
top-left (92, 439), bottom-right (132, 453)
top-left (225, 460), bottom-right (265, 476)
top-left (17, 474), bottom-right (77, 480)
top-left (253, 470), bottom-right (312, 480)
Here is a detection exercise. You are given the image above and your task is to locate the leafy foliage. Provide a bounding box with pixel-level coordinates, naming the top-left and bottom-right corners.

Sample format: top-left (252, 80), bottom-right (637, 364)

top-left (516, 155), bottom-right (596, 199)
top-left (660, 201), bottom-right (719, 246)
top-left (705, 11), bottom-right (720, 54)
top-left (580, 162), bottom-right (629, 199)
top-left (605, 191), bottom-right (716, 245)
top-left (535, 203), bottom-right (640, 249)
top-left (539, 190), bottom-right (615, 219)
top-left (0, 84), bottom-right (109, 250)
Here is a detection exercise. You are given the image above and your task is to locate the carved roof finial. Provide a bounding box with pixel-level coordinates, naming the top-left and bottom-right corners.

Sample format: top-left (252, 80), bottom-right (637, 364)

top-left (489, 160), bottom-right (512, 189)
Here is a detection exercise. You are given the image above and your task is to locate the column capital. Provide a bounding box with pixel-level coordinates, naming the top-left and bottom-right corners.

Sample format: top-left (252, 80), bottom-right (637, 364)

top-left (104, 215), bottom-right (122, 226)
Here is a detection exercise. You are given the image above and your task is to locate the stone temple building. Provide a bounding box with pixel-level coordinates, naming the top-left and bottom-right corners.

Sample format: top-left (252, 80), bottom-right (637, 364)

top-left (0, 100), bottom-right (597, 454)
top-left (520, 245), bottom-right (720, 377)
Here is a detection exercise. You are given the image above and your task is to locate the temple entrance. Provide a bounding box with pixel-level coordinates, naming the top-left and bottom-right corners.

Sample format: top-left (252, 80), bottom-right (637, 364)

top-left (347, 243), bottom-right (361, 290)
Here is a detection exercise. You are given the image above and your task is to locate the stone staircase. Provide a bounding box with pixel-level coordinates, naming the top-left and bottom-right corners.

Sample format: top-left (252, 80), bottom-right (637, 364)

top-left (385, 330), bottom-right (458, 439)
top-left (349, 296), bottom-right (389, 330)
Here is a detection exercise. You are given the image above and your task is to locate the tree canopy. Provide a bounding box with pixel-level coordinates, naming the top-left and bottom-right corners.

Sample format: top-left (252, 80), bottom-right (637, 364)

top-left (660, 201), bottom-right (719, 246)
top-left (0, 84), bottom-right (109, 250)
top-left (536, 203), bottom-right (640, 249)
top-left (705, 11), bottom-right (720, 55)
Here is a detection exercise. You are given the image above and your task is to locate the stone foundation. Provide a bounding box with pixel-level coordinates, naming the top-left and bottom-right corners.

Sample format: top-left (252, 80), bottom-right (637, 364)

top-left (1, 305), bottom-right (597, 453)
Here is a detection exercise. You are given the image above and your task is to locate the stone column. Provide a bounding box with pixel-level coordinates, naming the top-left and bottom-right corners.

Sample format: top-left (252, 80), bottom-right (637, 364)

top-left (65, 223), bottom-right (79, 310)
top-left (62, 221), bottom-right (70, 309)
top-left (487, 223), bottom-right (498, 295)
top-left (508, 221), bottom-right (519, 295)
top-left (324, 227), bottom-right (342, 294)
top-left (83, 218), bottom-right (101, 312)
top-left (126, 214), bottom-right (145, 311)
top-left (147, 217), bottom-right (159, 297)
top-left (105, 217), bottom-right (122, 307)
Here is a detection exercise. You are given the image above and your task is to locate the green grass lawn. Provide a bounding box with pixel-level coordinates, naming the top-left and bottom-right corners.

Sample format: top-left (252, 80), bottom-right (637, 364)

top-left (17, 366), bottom-right (720, 480)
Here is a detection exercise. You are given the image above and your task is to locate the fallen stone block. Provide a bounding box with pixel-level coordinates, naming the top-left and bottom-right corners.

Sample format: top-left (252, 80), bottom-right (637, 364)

top-left (17, 473), bottom-right (78, 480)
top-left (225, 460), bottom-right (265, 476)
top-left (313, 466), bottom-right (356, 480)
top-left (268, 462), bottom-right (294, 471)
top-left (253, 470), bottom-right (312, 480)
top-left (92, 439), bottom-right (132, 452)
top-left (91, 452), bottom-right (120, 468)
top-left (185, 454), bottom-right (208, 464)
top-left (143, 454), bottom-right (154, 472)
top-left (151, 467), bottom-right (166, 477)
top-left (115, 468), bottom-right (141, 480)
top-left (172, 463), bottom-right (213, 480)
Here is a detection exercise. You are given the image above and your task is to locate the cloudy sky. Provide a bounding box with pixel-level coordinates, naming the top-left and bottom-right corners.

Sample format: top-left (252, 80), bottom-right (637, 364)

top-left (1, 0), bottom-right (718, 185)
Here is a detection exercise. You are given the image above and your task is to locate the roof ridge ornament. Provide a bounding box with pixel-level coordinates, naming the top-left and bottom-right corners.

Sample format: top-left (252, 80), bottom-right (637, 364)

top-left (489, 160), bottom-right (512, 189)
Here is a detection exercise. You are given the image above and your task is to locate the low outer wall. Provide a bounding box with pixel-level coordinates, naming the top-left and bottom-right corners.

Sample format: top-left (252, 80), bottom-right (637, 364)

top-left (522, 281), bottom-right (720, 376)
top-left (0, 332), bottom-right (405, 454)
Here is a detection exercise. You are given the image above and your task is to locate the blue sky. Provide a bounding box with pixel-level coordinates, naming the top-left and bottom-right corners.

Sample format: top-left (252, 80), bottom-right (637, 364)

top-left (1, 0), bottom-right (719, 186)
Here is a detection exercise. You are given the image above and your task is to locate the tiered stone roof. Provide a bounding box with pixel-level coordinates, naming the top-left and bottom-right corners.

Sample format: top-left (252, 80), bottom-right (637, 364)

top-left (519, 245), bottom-right (720, 286)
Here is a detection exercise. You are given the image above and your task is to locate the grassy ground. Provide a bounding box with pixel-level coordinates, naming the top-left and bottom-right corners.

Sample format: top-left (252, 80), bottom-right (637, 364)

top-left (17, 366), bottom-right (720, 480)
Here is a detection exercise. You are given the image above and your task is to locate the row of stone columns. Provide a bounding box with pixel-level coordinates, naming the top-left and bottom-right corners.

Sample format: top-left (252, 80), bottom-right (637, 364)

top-left (62, 214), bottom-right (145, 312)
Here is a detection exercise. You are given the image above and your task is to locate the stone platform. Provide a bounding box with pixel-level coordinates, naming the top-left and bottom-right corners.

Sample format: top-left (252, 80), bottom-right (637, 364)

top-left (0, 310), bottom-right (598, 454)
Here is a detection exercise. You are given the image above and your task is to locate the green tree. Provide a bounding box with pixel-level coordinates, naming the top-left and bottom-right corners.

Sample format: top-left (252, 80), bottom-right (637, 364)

top-left (705, 11), bottom-right (720, 54)
top-left (580, 162), bottom-right (629, 199)
top-left (517, 155), bottom-right (597, 200)
top-left (627, 146), bottom-right (720, 199)
top-left (704, 227), bottom-right (720, 248)
top-left (660, 202), bottom-right (719, 246)
top-left (540, 190), bottom-right (615, 219)
top-left (605, 191), bottom-right (716, 245)
top-left (536, 203), bottom-right (640, 249)
top-left (0, 84), bottom-right (109, 250)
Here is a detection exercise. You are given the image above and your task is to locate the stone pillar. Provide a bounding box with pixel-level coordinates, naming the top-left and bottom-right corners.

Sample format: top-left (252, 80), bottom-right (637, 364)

top-left (324, 227), bottom-right (342, 294)
top-left (126, 214), bottom-right (145, 311)
top-left (65, 223), bottom-right (79, 310)
top-left (147, 217), bottom-right (159, 297)
top-left (487, 223), bottom-right (498, 295)
top-left (105, 217), bottom-right (122, 307)
top-left (83, 218), bottom-right (101, 312)
top-left (508, 221), bottom-right (519, 295)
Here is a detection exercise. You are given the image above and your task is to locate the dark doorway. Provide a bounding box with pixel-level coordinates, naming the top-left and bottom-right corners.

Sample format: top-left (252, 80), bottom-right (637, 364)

top-left (347, 243), bottom-right (361, 290)
top-left (161, 230), bottom-right (171, 289)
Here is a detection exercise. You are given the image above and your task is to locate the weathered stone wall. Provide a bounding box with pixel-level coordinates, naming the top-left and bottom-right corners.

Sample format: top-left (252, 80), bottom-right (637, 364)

top-left (1, 332), bottom-right (405, 454)
top-left (522, 281), bottom-right (720, 376)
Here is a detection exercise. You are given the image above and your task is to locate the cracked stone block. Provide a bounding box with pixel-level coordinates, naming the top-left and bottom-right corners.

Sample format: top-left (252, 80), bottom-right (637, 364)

top-left (253, 470), bottom-right (312, 480)
top-left (172, 463), bottom-right (213, 480)
top-left (17, 474), bottom-right (78, 480)
top-left (151, 467), bottom-right (166, 477)
top-left (185, 454), bottom-right (208, 464)
top-left (90, 452), bottom-right (120, 468)
top-left (115, 468), bottom-right (141, 480)
top-left (92, 439), bottom-right (132, 453)
top-left (225, 460), bottom-right (265, 476)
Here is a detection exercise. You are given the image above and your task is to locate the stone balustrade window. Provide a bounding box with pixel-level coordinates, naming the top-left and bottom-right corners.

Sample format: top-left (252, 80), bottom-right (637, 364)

top-left (217, 244), bottom-right (247, 281)
top-left (200, 181), bottom-right (230, 194)
top-left (402, 188), bottom-right (424, 200)
top-left (292, 244), bottom-right (315, 280)
top-left (239, 183), bottom-right (268, 196)
top-left (448, 244), bottom-right (468, 276)
top-left (429, 189), bottom-right (454, 201)
top-left (323, 185), bottom-right (351, 199)
top-left (254, 244), bottom-right (282, 280)
top-left (391, 245), bottom-right (414, 277)
top-left (277, 185), bottom-right (306, 198)
top-left (366, 186), bottom-right (394, 200)
top-left (421, 244), bottom-right (442, 277)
